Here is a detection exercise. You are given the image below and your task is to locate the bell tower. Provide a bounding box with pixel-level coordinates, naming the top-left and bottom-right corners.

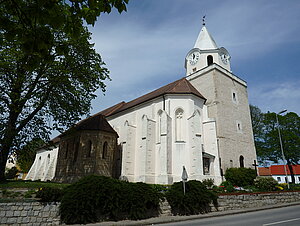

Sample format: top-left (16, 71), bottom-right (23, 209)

top-left (185, 19), bottom-right (257, 174)
top-left (185, 21), bottom-right (231, 75)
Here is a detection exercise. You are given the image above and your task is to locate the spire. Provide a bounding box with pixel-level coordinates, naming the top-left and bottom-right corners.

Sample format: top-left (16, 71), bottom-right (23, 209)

top-left (193, 21), bottom-right (218, 50)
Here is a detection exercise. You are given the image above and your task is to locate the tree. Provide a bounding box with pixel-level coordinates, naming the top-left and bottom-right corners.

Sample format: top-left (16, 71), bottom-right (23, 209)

top-left (250, 105), bottom-right (300, 183)
top-left (0, 0), bottom-right (129, 181)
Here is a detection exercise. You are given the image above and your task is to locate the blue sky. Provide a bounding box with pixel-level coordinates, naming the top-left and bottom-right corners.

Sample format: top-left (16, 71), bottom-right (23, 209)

top-left (88, 0), bottom-right (300, 116)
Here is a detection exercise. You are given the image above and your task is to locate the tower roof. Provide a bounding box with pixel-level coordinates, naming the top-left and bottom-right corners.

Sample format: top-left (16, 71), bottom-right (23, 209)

top-left (194, 26), bottom-right (218, 50)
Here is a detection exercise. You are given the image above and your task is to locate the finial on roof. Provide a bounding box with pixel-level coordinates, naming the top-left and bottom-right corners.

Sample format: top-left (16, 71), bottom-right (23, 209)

top-left (202, 15), bottom-right (206, 26)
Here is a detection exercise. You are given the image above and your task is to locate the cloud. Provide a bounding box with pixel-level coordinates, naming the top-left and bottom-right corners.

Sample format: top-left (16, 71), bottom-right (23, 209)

top-left (87, 0), bottom-right (300, 117)
top-left (249, 80), bottom-right (300, 114)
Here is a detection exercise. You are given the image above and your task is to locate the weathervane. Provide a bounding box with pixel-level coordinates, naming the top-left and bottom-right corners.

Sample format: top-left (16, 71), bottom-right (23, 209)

top-left (202, 15), bottom-right (206, 26)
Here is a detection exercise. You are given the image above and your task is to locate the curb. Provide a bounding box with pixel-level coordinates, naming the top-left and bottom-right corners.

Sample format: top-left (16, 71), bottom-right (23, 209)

top-left (83, 202), bottom-right (300, 226)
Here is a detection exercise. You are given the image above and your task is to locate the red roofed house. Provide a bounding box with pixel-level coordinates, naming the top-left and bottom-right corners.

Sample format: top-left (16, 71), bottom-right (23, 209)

top-left (258, 165), bottom-right (300, 184)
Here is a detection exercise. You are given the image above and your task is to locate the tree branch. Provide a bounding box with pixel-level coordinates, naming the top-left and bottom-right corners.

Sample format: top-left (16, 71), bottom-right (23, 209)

top-left (16, 85), bottom-right (53, 133)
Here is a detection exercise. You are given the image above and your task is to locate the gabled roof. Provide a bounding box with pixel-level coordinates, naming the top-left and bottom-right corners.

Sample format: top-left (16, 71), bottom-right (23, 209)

top-left (258, 165), bottom-right (300, 176)
top-left (100, 77), bottom-right (206, 117)
top-left (194, 26), bottom-right (218, 50)
top-left (60, 114), bottom-right (118, 137)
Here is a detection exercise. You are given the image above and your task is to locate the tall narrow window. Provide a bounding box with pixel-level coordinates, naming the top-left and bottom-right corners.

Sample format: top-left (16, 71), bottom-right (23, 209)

top-left (175, 108), bottom-right (184, 141)
top-left (207, 55), bottom-right (213, 66)
top-left (239, 155), bottom-right (244, 168)
top-left (233, 92), bottom-right (236, 102)
top-left (65, 143), bottom-right (68, 159)
top-left (203, 157), bottom-right (210, 175)
top-left (102, 142), bottom-right (108, 159)
top-left (87, 140), bottom-right (92, 157)
top-left (74, 142), bottom-right (79, 162)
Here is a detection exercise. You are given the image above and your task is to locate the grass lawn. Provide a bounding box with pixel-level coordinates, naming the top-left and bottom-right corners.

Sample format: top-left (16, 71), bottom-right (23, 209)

top-left (0, 180), bottom-right (69, 189)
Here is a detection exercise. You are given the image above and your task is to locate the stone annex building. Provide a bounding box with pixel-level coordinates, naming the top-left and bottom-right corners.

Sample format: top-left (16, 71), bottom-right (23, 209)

top-left (26, 24), bottom-right (257, 184)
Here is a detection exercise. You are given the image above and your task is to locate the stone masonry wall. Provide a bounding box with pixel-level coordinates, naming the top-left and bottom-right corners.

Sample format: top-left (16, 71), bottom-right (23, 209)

top-left (1, 191), bottom-right (299, 224)
top-left (0, 202), bottom-right (59, 225)
top-left (211, 191), bottom-right (300, 212)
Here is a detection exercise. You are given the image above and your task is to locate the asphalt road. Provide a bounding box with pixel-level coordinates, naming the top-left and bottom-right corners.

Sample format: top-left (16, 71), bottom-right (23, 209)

top-left (156, 205), bottom-right (300, 226)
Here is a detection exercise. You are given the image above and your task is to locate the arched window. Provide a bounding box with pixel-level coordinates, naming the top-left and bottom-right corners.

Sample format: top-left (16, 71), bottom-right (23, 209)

top-left (239, 155), bottom-right (244, 168)
top-left (87, 140), bottom-right (92, 157)
top-left (65, 143), bottom-right (68, 159)
top-left (102, 142), bottom-right (108, 159)
top-left (74, 142), bottom-right (79, 162)
top-left (175, 108), bottom-right (184, 141)
top-left (207, 55), bottom-right (213, 66)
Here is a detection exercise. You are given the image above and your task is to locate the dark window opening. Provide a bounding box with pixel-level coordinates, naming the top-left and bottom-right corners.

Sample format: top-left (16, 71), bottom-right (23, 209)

top-left (102, 142), bottom-right (108, 159)
top-left (207, 55), bottom-right (213, 66)
top-left (239, 155), bottom-right (244, 168)
top-left (203, 157), bottom-right (210, 175)
top-left (74, 142), bottom-right (79, 162)
top-left (65, 144), bottom-right (68, 159)
top-left (233, 92), bottom-right (236, 101)
top-left (87, 140), bottom-right (92, 157)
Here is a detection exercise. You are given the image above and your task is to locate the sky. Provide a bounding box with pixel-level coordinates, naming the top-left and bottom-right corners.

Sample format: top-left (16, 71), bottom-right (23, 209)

top-left (88, 0), bottom-right (300, 117)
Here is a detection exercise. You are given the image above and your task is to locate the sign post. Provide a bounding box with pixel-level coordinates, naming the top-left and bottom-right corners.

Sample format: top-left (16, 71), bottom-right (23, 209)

top-left (182, 166), bottom-right (188, 195)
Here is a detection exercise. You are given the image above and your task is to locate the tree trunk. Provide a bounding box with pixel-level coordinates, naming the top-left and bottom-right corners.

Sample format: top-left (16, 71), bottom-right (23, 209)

top-left (287, 163), bottom-right (295, 184)
top-left (0, 143), bottom-right (11, 181)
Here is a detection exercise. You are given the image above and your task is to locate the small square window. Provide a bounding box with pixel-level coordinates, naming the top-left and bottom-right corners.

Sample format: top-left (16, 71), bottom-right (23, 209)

top-left (277, 177), bottom-right (281, 182)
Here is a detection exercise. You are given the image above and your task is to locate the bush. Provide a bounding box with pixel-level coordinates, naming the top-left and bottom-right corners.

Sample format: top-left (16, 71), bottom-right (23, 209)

top-left (216, 181), bottom-right (235, 193)
top-left (36, 187), bottom-right (64, 202)
top-left (5, 167), bottom-right (19, 179)
top-left (224, 168), bottom-right (256, 187)
top-left (202, 178), bottom-right (214, 189)
top-left (59, 175), bottom-right (161, 224)
top-left (165, 180), bottom-right (217, 215)
top-left (254, 177), bottom-right (278, 191)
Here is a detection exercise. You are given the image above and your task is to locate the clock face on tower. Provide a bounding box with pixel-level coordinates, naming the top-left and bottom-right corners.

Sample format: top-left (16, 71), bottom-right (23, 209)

top-left (220, 53), bottom-right (228, 64)
top-left (188, 51), bottom-right (200, 65)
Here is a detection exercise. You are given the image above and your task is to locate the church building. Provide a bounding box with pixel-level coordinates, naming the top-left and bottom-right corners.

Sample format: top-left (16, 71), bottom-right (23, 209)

top-left (26, 23), bottom-right (257, 185)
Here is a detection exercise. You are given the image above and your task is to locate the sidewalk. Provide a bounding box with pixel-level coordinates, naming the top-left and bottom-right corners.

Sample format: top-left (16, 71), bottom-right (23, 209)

top-left (81, 201), bottom-right (300, 226)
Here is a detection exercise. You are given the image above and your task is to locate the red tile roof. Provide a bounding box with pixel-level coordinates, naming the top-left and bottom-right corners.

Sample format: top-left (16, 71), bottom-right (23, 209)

top-left (258, 165), bottom-right (300, 176)
top-left (100, 77), bottom-right (206, 117)
top-left (258, 167), bottom-right (271, 176)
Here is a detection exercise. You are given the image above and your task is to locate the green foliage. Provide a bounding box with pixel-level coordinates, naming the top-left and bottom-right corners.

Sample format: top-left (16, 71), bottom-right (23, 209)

top-left (0, 180), bottom-right (69, 189)
top-left (202, 178), bottom-right (215, 188)
top-left (59, 175), bottom-right (161, 224)
top-left (250, 105), bottom-right (300, 183)
top-left (5, 167), bottom-right (19, 179)
top-left (225, 168), bottom-right (257, 187)
top-left (165, 180), bottom-right (217, 216)
top-left (0, 0), bottom-right (129, 181)
top-left (254, 177), bottom-right (279, 191)
top-left (217, 181), bottom-right (235, 193)
top-left (36, 187), bottom-right (64, 202)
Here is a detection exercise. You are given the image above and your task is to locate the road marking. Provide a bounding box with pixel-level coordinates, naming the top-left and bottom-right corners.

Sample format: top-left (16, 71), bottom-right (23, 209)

top-left (263, 218), bottom-right (300, 226)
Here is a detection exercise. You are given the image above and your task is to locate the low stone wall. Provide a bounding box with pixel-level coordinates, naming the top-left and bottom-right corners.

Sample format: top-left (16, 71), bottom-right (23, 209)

top-left (0, 191), bottom-right (299, 225)
top-left (212, 191), bottom-right (300, 212)
top-left (0, 202), bottom-right (60, 225)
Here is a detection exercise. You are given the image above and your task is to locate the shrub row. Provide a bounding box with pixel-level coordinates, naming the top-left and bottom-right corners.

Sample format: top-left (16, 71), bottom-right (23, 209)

top-left (165, 180), bottom-right (217, 215)
top-left (59, 175), bottom-right (161, 224)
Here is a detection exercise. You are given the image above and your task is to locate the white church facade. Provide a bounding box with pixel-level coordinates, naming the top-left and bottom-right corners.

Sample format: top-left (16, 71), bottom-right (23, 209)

top-left (26, 23), bottom-right (257, 185)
